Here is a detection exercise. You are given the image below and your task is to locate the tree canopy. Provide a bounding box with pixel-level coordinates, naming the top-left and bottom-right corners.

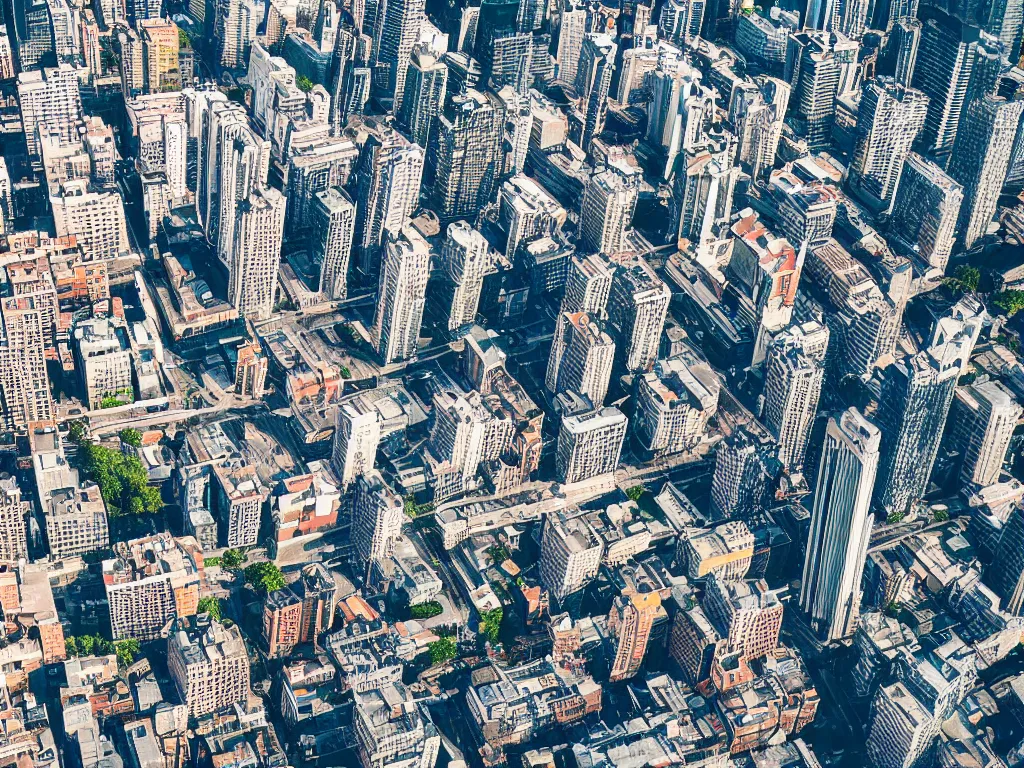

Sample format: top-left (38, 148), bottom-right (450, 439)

top-left (245, 562), bottom-right (286, 595)
top-left (77, 440), bottom-right (162, 516)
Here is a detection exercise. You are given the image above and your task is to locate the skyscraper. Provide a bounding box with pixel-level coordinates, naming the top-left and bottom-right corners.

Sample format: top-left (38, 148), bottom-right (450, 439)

top-left (375, 0), bottom-right (425, 112)
top-left (539, 511), bottom-right (603, 605)
top-left (556, 407), bottom-right (628, 485)
top-left (580, 166), bottom-right (640, 255)
top-left (312, 186), bottom-right (357, 300)
top-left (228, 187), bottom-right (286, 321)
top-left (912, 15), bottom-right (977, 157)
top-left (635, 356), bottom-right (720, 457)
top-left (545, 312), bottom-right (616, 406)
top-left (433, 89), bottom-right (503, 218)
top-left (658, 0), bottom-right (706, 46)
top-left (352, 469), bottom-right (405, 562)
top-left (608, 589), bottom-right (662, 682)
top-left (785, 30), bottom-right (859, 151)
top-left (398, 45), bottom-right (448, 152)
top-left (563, 252), bottom-right (614, 315)
top-left (607, 255), bottom-right (671, 373)
top-left (332, 401), bottom-right (382, 489)
top-left (951, 380), bottom-right (1022, 488)
top-left (887, 153), bottom-right (963, 274)
top-left (555, 5), bottom-right (587, 84)
top-left (846, 77), bottom-right (929, 211)
top-left (217, 0), bottom-right (265, 70)
top-left (0, 474), bottom-right (28, 563)
top-left (762, 324), bottom-right (827, 472)
top-left (709, 425), bottom-right (776, 520)
top-left (168, 617), bottom-right (250, 717)
top-left (574, 34), bottom-right (616, 148)
top-left (801, 408), bottom-right (880, 642)
top-left (732, 76), bottom-right (791, 179)
top-left (16, 65), bottom-right (84, 161)
top-left (890, 18), bottom-right (922, 88)
top-left (804, 0), bottom-right (838, 30)
top-left (443, 221), bottom-right (493, 332)
top-left (0, 297), bottom-right (54, 431)
top-left (474, 0), bottom-right (532, 92)
top-left (947, 95), bottom-right (1024, 251)
top-left (373, 226), bottom-right (430, 365)
top-left (873, 346), bottom-right (960, 519)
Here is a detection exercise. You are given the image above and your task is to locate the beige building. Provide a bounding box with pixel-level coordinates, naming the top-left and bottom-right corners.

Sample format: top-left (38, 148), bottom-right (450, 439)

top-left (139, 18), bottom-right (180, 93)
top-left (168, 616), bottom-right (250, 717)
top-left (50, 179), bottom-right (130, 261)
top-left (0, 296), bottom-right (54, 431)
top-left (0, 474), bottom-right (28, 563)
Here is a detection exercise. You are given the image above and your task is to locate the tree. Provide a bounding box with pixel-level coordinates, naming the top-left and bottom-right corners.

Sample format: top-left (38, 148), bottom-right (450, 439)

top-left (410, 601), bottom-right (443, 619)
top-left (296, 74), bottom-right (314, 93)
top-left (945, 265), bottom-right (980, 294)
top-left (198, 596), bottom-right (223, 621)
top-left (65, 636), bottom-right (79, 657)
top-left (626, 485), bottom-right (645, 502)
top-left (428, 638), bottom-right (457, 666)
top-left (993, 290), bottom-right (1024, 316)
top-left (115, 639), bottom-right (140, 667)
top-left (178, 28), bottom-right (190, 47)
top-left (78, 635), bottom-right (96, 655)
top-left (933, 508), bottom-right (950, 523)
top-left (221, 548), bottom-right (246, 570)
top-left (68, 421), bottom-right (87, 443)
top-left (480, 608), bottom-right (503, 645)
top-left (244, 562), bottom-right (286, 595)
top-left (118, 428), bottom-right (142, 447)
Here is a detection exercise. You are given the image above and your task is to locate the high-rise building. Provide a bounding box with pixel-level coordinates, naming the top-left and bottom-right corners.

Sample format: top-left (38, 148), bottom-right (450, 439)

top-left (433, 89), bottom-right (503, 219)
top-left (635, 356), bottom-right (720, 457)
top-left (46, 481), bottom-right (110, 560)
top-left (873, 346), bottom-right (960, 518)
top-left (556, 5), bottom-right (587, 84)
top-left (0, 297), bottom-right (54, 431)
top-left (140, 18), bottom-right (180, 93)
top-left (800, 408), bottom-right (880, 642)
top-left (556, 406), bottom-right (628, 485)
top-left (890, 18), bottom-right (922, 88)
top-left (212, 456), bottom-right (268, 548)
top-left (8, 0), bottom-right (54, 69)
top-left (375, 0), bottom-right (425, 112)
top-left (709, 425), bottom-right (776, 520)
top-left (950, 380), bottom-right (1022, 488)
top-left (217, 0), bottom-right (265, 70)
top-left (499, 175), bottom-right (566, 260)
top-left (354, 683), bottom-right (440, 768)
top-left (984, 0), bottom-right (1023, 62)
top-left (474, 0), bottom-right (532, 92)
top-left (373, 225), bottom-right (430, 365)
top-left (546, 312), bottom-right (616, 406)
top-left (608, 255), bottom-right (671, 373)
top-left (16, 65), bottom-right (84, 161)
top-left (948, 95), bottom-right (1024, 251)
top-left (912, 15), bottom-right (977, 158)
top-left (284, 138), bottom-right (359, 240)
top-left (168, 616), bottom-right (250, 717)
top-left (442, 221), bottom-right (493, 332)
top-left (353, 123), bottom-right (424, 275)
top-left (50, 181), bottom-right (131, 262)
top-left (865, 682), bottom-right (936, 768)
top-left (562, 252), bottom-right (614, 315)
top-left (846, 77), bottom-right (929, 211)
top-left (312, 186), bottom-right (357, 300)
top-left (658, 0), bottom-right (705, 46)
top-left (103, 533), bottom-right (204, 641)
top-left (702, 574), bottom-right (783, 663)
top-left (228, 187), bottom-right (286, 321)
top-left (804, 0), bottom-right (838, 30)
top-left (539, 511), bottom-right (603, 604)
top-left (352, 469), bottom-right (404, 563)
top-left (398, 45), bottom-right (448, 152)
top-left (887, 153), bottom-right (963, 274)
top-left (785, 30), bottom-right (859, 150)
top-left (731, 76), bottom-right (791, 179)
top-left (761, 325), bottom-right (827, 471)
top-left (837, 0), bottom-right (869, 38)
top-left (674, 141), bottom-right (741, 246)
top-left (574, 34), bottom-right (616, 148)
top-left (0, 474), bottom-right (28, 563)
top-left (608, 588), bottom-right (662, 682)
top-left (331, 401), bottom-right (382, 488)
top-left (992, 506), bottom-right (1024, 615)
top-left (73, 316), bottom-right (133, 410)
top-left (580, 166), bottom-right (640, 255)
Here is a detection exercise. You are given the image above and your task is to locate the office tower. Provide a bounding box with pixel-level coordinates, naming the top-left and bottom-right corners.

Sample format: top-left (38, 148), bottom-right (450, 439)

top-left (948, 95), bottom-right (1024, 251)
top-left (354, 124), bottom-right (424, 275)
top-left (443, 221), bottom-right (493, 332)
top-left (563, 252), bottom-right (614, 315)
top-left (373, 226), bottom-right (430, 365)
top-left (951, 381), bottom-right (1022, 487)
top-left (263, 589), bottom-right (302, 657)
top-left (930, 296), bottom-right (985, 378)
top-left (428, 390), bottom-right (508, 497)
top-left (890, 18), bottom-right (922, 88)
top-left (574, 34), bottom-right (616, 148)
top-left (635, 357), bottom-right (720, 457)
top-left (837, 0), bottom-right (869, 38)
top-left (658, 0), bottom-right (705, 45)
top-left (228, 187), bottom-right (286, 321)
top-left (376, 0), bottom-right (424, 111)
top-left (674, 141), bottom-right (740, 245)
top-left (873, 346), bottom-right (959, 519)
top-left (985, 0), bottom-right (1023, 61)
top-left (120, 27), bottom-right (145, 95)
top-left (0, 475), bottom-right (28, 563)
top-left (556, 5), bottom-right (587, 84)
top-left (352, 470), bottom-right (404, 562)
top-left (218, 0), bottom-right (265, 69)
top-left (732, 76), bottom-right (790, 179)
top-left (992, 507), bottom-right (1024, 615)
top-left (785, 30), bottom-right (859, 151)
top-left (398, 45), bottom-right (448, 151)
top-left (48, 0), bottom-right (77, 62)
top-left (312, 187), bottom-right (357, 300)
top-left (0, 298), bottom-right (54, 431)
top-left (328, 16), bottom-right (358, 134)
top-left (804, 0), bottom-right (838, 30)
top-left (865, 682), bottom-right (936, 768)
top-left (546, 312), bottom-right (616, 405)
top-left (74, 317), bottom-right (133, 410)
top-left (354, 684), bottom-right (440, 768)
top-left (608, 588), bottom-right (662, 682)
top-left (474, 0), bottom-right (531, 91)
top-left (540, 511), bottom-right (603, 604)
top-left (283, 138), bottom-right (358, 241)
top-left (709, 426), bottom-right (776, 520)
top-left (0, 31), bottom-right (11, 90)
top-left (764, 170), bottom-right (838, 247)
top-left (169, 617), bottom-right (250, 717)
top-left (887, 153), bottom-right (963, 273)
top-left (556, 406), bottom-right (628, 484)
top-left (16, 65), bottom-right (84, 161)
top-left (140, 19), bottom-right (180, 93)
top-left (104, 534), bottom-right (203, 641)
top-left (499, 175), bottom-right (566, 260)
top-left (580, 167), bottom-right (640, 255)
top-left (9, 0), bottom-right (54, 69)
top-left (800, 409), bottom-right (879, 642)
top-left (912, 16), bottom-right (977, 157)
top-left (702, 574), bottom-right (783, 662)
top-left (608, 256), bottom-right (671, 373)
top-left (332, 401), bottom-right (382, 488)
top-left (433, 89), bottom-right (503, 219)
top-left (50, 182), bottom-right (130, 262)
top-left (761, 324), bottom-right (827, 471)
top-left (846, 78), bottom-right (928, 211)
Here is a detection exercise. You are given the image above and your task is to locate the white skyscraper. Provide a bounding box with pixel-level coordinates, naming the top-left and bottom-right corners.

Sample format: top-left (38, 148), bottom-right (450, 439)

top-left (217, 0), bottom-right (265, 69)
top-left (313, 187), bottom-right (357, 300)
top-left (443, 221), bottom-right (493, 332)
top-left (563, 252), bottom-right (614, 315)
top-left (800, 408), bottom-right (880, 643)
top-left (17, 65), bottom-right (84, 160)
top-left (952, 380), bottom-right (1022, 488)
top-left (352, 470), bottom-right (404, 563)
top-left (608, 255), bottom-right (671, 373)
top-left (373, 226), bottom-right (430, 365)
top-left (545, 312), bottom-right (616, 407)
top-left (540, 511), bottom-right (603, 603)
top-left (555, 6), bottom-right (587, 84)
top-left (375, 0), bottom-right (425, 112)
top-left (887, 153), bottom-right (963, 274)
top-left (580, 167), bottom-right (639, 255)
top-left (228, 187), bottom-right (286, 321)
top-left (556, 407), bottom-right (628, 485)
top-left (332, 401), bottom-right (382, 489)
top-left (0, 297), bottom-right (54, 432)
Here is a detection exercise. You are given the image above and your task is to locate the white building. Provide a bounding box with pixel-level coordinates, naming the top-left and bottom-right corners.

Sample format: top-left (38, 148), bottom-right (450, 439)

top-left (313, 186), bottom-right (357, 300)
top-left (442, 221), bottom-right (493, 332)
top-left (952, 380), bottom-right (1022, 488)
top-left (635, 357), bottom-right (719, 456)
top-left (228, 187), bottom-right (286, 321)
top-left (546, 312), bottom-right (616, 407)
top-left (540, 511), bottom-right (603, 603)
top-left (352, 470), bottom-right (405, 563)
top-left (556, 407), bottom-right (628, 485)
top-left (50, 180), bottom-right (130, 261)
top-left (373, 226), bottom-right (430, 365)
top-left (331, 401), bottom-right (382, 489)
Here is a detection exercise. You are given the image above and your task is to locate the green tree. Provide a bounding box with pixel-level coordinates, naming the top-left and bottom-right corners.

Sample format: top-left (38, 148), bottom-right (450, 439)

top-left (68, 421), bottom-right (87, 443)
top-left (78, 635), bottom-right (96, 655)
top-left (480, 608), bottom-right (503, 645)
top-left (933, 508), bottom-right (950, 523)
top-left (115, 639), bottom-right (140, 667)
top-left (77, 440), bottom-right (162, 516)
top-left (118, 428), bottom-right (142, 447)
top-left (626, 485), bottom-right (645, 502)
top-left (404, 496), bottom-right (418, 518)
top-left (65, 636), bottom-right (79, 657)
top-left (410, 601), bottom-right (443, 619)
top-left (993, 290), bottom-right (1024, 316)
top-left (428, 638), bottom-right (457, 665)
top-left (221, 548), bottom-right (246, 570)
top-left (296, 74), bottom-right (314, 93)
top-left (178, 28), bottom-right (190, 47)
top-left (198, 596), bottom-right (223, 621)
top-left (244, 562), bottom-right (286, 595)
top-left (945, 265), bottom-right (980, 294)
